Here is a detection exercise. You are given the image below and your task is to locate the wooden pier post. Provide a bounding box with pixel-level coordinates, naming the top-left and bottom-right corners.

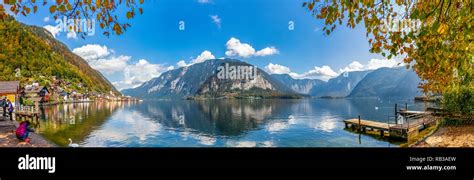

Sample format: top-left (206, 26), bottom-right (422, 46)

top-left (395, 104), bottom-right (398, 118)
top-left (358, 115), bottom-right (361, 132)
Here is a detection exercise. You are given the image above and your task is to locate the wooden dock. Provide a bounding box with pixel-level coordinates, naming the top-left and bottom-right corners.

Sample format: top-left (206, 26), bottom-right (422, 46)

top-left (344, 118), bottom-right (396, 138)
top-left (344, 112), bottom-right (439, 140)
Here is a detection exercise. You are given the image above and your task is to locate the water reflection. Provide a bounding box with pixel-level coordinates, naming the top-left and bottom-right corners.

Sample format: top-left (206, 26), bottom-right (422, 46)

top-left (37, 98), bottom-right (432, 147)
top-left (37, 102), bottom-right (136, 146)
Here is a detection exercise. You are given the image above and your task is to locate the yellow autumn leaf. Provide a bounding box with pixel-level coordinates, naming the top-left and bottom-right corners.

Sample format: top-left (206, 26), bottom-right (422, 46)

top-left (49, 5), bottom-right (57, 13)
top-left (437, 23), bottom-right (447, 34)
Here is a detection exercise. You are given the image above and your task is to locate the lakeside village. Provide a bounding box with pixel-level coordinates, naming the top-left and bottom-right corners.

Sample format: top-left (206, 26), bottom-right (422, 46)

top-left (0, 76), bottom-right (139, 147)
top-left (0, 78), bottom-right (139, 116)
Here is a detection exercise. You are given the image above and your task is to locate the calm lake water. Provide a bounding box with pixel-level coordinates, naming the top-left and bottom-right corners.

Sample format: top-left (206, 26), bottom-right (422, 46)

top-left (35, 98), bottom-right (433, 147)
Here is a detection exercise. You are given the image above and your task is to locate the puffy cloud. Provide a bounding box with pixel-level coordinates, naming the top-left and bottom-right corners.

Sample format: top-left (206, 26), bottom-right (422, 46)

top-left (73, 44), bottom-right (173, 90)
top-left (178, 50), bottom-right (216, 67)
top-left (265, 62), bottom-right (338, 81)
top-left (338, 59), bottom-right (403, 73)
top-left (339, 61), bottom-right (364, 73)
top-left (209, 15), bottom-right (221, 28)
top-left (43, 25), bottom-right (60, 38)
top-left (291, 65), bottom-right (338, 81)
top-left (177, 60), bottom-right (188, 67)
top-left (90, 55), bottom-right (131, 74)
top-left (367, 58), bottom-right (402, 70)
top-left (115, 59), bottom-right (172, 90)
top-left (265, 63), bottom-right (291, 74)
top-left (72, 44), bottom-right (110, 60)
top-left (255, 46), bottom-right (279, 56)
top-left (225, 37), bottom-right (256, 58)
top-left (43, 17), bottom-right (50, 22)
top-left (225, 37), bottom-right (279, 58)
top-left (191, 50), bottom-right (216, 64)
top-left (265, 59), bottom-right (403, 82)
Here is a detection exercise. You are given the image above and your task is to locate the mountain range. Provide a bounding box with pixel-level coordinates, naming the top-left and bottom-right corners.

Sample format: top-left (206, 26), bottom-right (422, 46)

top-left (348, 67), bottom-right (422, 98)
top-left (123, 59), bottom-right (422, 99)
top-left (122, 59), bottom-right (303, 99)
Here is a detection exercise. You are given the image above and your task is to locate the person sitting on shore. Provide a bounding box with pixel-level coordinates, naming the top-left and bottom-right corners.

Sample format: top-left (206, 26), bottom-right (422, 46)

top-left (16, 120), bottom-right (35, 143)
top-left (6, 99), bottom-right (13, 121)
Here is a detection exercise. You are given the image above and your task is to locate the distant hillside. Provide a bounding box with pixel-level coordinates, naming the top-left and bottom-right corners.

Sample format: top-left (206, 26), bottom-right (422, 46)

top-left (310, 70), bottom-right (372, 97)
top-left (122, 59), bottom-right (303, 99)
top-left (348, 67), bottom-right (422, 98)
top-left (271, 74), bottom-right (326, 94)
top-left (0, 16), bottom-right (119, 94)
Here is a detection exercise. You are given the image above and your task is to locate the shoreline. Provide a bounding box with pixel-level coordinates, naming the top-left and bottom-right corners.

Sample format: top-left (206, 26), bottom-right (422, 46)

top-left (411, 124), bottom-right (474, 147)
top-left (0, 116), bottom-right (56, 147)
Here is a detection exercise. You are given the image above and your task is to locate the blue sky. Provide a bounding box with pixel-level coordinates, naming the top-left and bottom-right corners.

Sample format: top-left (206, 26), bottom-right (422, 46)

top-left (9, 0), bottom-right (401, 90)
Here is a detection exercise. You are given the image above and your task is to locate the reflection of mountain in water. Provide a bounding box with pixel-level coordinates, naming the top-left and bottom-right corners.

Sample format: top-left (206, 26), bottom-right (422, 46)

top-left (38, 99), bottom-right (429, 147)
top-left (132, 100), bottom-right (285, 136)
top-left (38, 102), bottom-right (133, 146)
top-left (129, 98), bottom-right (426, 137)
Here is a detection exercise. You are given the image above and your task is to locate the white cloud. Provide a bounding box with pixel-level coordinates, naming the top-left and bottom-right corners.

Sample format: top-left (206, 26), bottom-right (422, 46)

top-left (339, 61), bottom-right (364, 73)
top-left (225, 37), bottom-right (256, 58)
top-left (90, 55), bottom-right (131, 74)
top-left (43, 25), bottom-right (60, 38)
top-left (338, 59), bottom-right (403, 74)
top-left (43, 17), bottom-right (50, 22)
top-left (367, 58), bottom-right (402, 70)
top-left (209, 15), bottom-right (221, 28)
top-left (175, 50), bottom-right (216, 68)
top-left (255, 46), bottom-right (279, 56)
top-left (265, 62), bottom-right (339, 81)
top-left (191, 50), bottom-right (216, 64)
top-left (115, 59), bottom-right (171, 90)
top-left (177, 60), bottom-right (188, 67)
top-left (265, 59), bottom-right (403, 82)
top-left (73, 44), bottom-right (173, 90)
top-left (72, 44), bottom-right (110, 61)
top-left (290, 65), bottom-right (338, 81)
top-left (225, 37), bottom-right (279, 58)
top-left (265, 63), bottom-right (291, 74)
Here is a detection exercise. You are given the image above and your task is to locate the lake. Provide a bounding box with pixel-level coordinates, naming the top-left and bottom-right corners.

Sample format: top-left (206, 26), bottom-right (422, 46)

top-left (34, 98), bottom-right (433, 147)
